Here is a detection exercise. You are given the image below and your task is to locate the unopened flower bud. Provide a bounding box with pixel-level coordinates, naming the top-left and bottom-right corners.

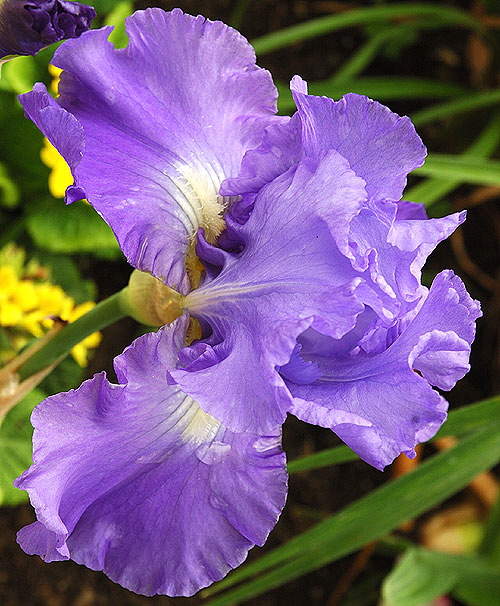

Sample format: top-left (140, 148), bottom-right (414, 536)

top-left (121, 270), bottom-right (183, 327)
top-left (0, 0), bottom-right (95, 60)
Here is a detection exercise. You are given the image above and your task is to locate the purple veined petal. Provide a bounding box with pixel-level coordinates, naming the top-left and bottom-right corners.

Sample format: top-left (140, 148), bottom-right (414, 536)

top-left (395, 199), bottom-right (429, 220)
top-left (171, 152), bottom-right (369, 434)
top-left (0, 0), bottom-right (95, 59)
top-left (223, 76), bottom-right (426, 207)
top-left (289, 76), bottom-right (426, 201)
top-left (387, 206), bottom-right (467, 284)
top-left (169, 314), bottom-right (313, 434)
top-left (279, 344), bottom-right (322, 385)
top-left (15, 323), bottom-right (287, 597)
top-left (222, 75), bottom-right (442, 328)
top-left (287, 270), bottom-right (481, 470)
top-left (192, 151), bottom-right (369, 332)
top-left (346, 198), bottom-right (466, 318)
top-left (220, 112), bottom-right (298, 200)
top-left (19, 8), bottom-right (279, 288)
top-left (409, 330), bottom-right (471, 391)
top-left (383, 270), bottom-right (479, 385)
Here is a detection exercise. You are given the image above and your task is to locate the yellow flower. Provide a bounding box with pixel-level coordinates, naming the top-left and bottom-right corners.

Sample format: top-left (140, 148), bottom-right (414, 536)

top-left (0, 300), bottom-right (23, 327)
top-left (40, 137), bottom-right (73, 199)
top-left (48, 64), bottom-right (62, 95)
top-left (0, 244), bottom-right (101, 367)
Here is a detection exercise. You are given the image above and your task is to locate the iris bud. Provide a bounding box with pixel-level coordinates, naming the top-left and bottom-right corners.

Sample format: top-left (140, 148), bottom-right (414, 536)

top-left (121, 270), bottom-right (183, 327)
top-left (0, 0), bottom-right (95, 60)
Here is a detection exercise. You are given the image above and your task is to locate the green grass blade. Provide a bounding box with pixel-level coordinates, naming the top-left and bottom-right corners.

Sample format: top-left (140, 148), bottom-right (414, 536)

top-left (286, 397), bottom-right (500, 476)
top-left (331, 21), bottom-right (450, 85)
top-left (405, 112), bottom-right (500, 207)
top-left (414, 154), bottom-right (500, 186)
top-left (479, 491), bottom-right (500, 564)
top-left (411, 89), bottom-right (500, 127)
top-left (229, 0), bottom-right (252, 29)
top-left (277, 77), bottom-right (467, 114)
top-left (287, 445), bottom-right (357, 474)
top-left (331, 28), bottom-right (401, 83)
top-left (204, 419), bottom-right (500, 603)
top-left (251, 4), bottom-right (480, 55)
top-left (435, 396), bottom-right (500, 439)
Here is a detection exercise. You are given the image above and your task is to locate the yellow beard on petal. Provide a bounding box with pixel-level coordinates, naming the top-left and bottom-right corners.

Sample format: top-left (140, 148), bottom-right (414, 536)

top-left (181, 397), bottom-right (220, 444)
top-left (175, 164), bottom-right (226, 244)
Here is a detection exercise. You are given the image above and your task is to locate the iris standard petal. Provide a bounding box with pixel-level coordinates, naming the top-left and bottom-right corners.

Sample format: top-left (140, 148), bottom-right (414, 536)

top-left (221, 79), bottom-right (448, 325)
top-left (18, 8), bottom-right (279, 288)
top-left (222, 76), bottom-right (426, 206)
top-left (15, 324), bottom-right (287, 596)
top-left (289, 76), bottom-right (426, 201)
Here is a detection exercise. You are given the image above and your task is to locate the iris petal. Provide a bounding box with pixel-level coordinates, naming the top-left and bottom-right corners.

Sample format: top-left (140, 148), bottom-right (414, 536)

top-left (287, 271), bottom-right (481, 470)
top-left (19, 8), bottom-right (280, 288)
top-left (16, 323), bottom-right (287, 596)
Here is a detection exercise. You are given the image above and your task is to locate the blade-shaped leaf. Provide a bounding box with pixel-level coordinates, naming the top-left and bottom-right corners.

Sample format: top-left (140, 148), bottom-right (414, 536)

top-left (277, 77), bottom-right (467, 114)
top-left (288, 444), bottom-right (358, 474)
top-left (252, 4), bottom-right (480, 55)
top-left (204, 418), bottom-right (500, 604)
top-left (405, 111), bottom-right (500, 208)
top-left (414, 154), bottom-right (500, 186)
top-left (383, 548), bottom-right (500, 606)
top-left (412, 89), bottom-right (500, 127)
top-left (285, 396), bottom-right (500, 476)
top-left (434, 396), bottom-right (500, 439)
top-left (479, 491), bottom-right (500, 565)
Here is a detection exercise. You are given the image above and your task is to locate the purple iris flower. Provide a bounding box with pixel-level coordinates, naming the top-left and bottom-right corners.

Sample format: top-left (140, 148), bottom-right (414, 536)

top-left (15, 8), bottom-right (480, 597)
top-left (0, 0), bottom-right (95, 60)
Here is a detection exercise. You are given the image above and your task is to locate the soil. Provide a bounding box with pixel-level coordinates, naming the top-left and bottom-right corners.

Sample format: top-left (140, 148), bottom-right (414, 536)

top-left (1, 1), bottom-right (499, 605)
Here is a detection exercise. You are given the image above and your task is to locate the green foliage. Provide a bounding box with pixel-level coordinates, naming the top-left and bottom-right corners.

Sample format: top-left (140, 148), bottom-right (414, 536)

top-left (382, 548), bottom-right (500, 606)
top-left (39, 357), bottom-right (85, 396)
top-left (0, 55), bottom-right (38, 95)
top-left (33, 252), bottom-right (97, 304)
top-left (286, 396), bottom-right (500, 476)
top-left (107, 1), bottom-right (133, 48)
top-left (251, 3), bottom-right (481, 55)
top-left (0, 161), bottom-right (19, 208)
top-left (277, 77), bottom-right (467, 114)
top-left (205, 408), bottom-right (500, 604)
top-left (0, 389), bottom-right (44, 505)
top-left (26, 198), bottom-right (121, 259)
top-left (88, 0), bottom-right (123, 14)
top-left (287, 444), bottom-right (357, 474)
top-left (415, 154), bottom-right (500, 186)
top-left (411, 89), bottom-right (500, 127)
top-left (405, 112), bottom-right (500, 208)
top-left (479, 492), bottom-right (500, 565)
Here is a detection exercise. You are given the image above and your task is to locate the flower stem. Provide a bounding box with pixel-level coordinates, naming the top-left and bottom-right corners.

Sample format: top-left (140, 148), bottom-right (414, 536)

top-left (18, 288), bottom-right (129, 381)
